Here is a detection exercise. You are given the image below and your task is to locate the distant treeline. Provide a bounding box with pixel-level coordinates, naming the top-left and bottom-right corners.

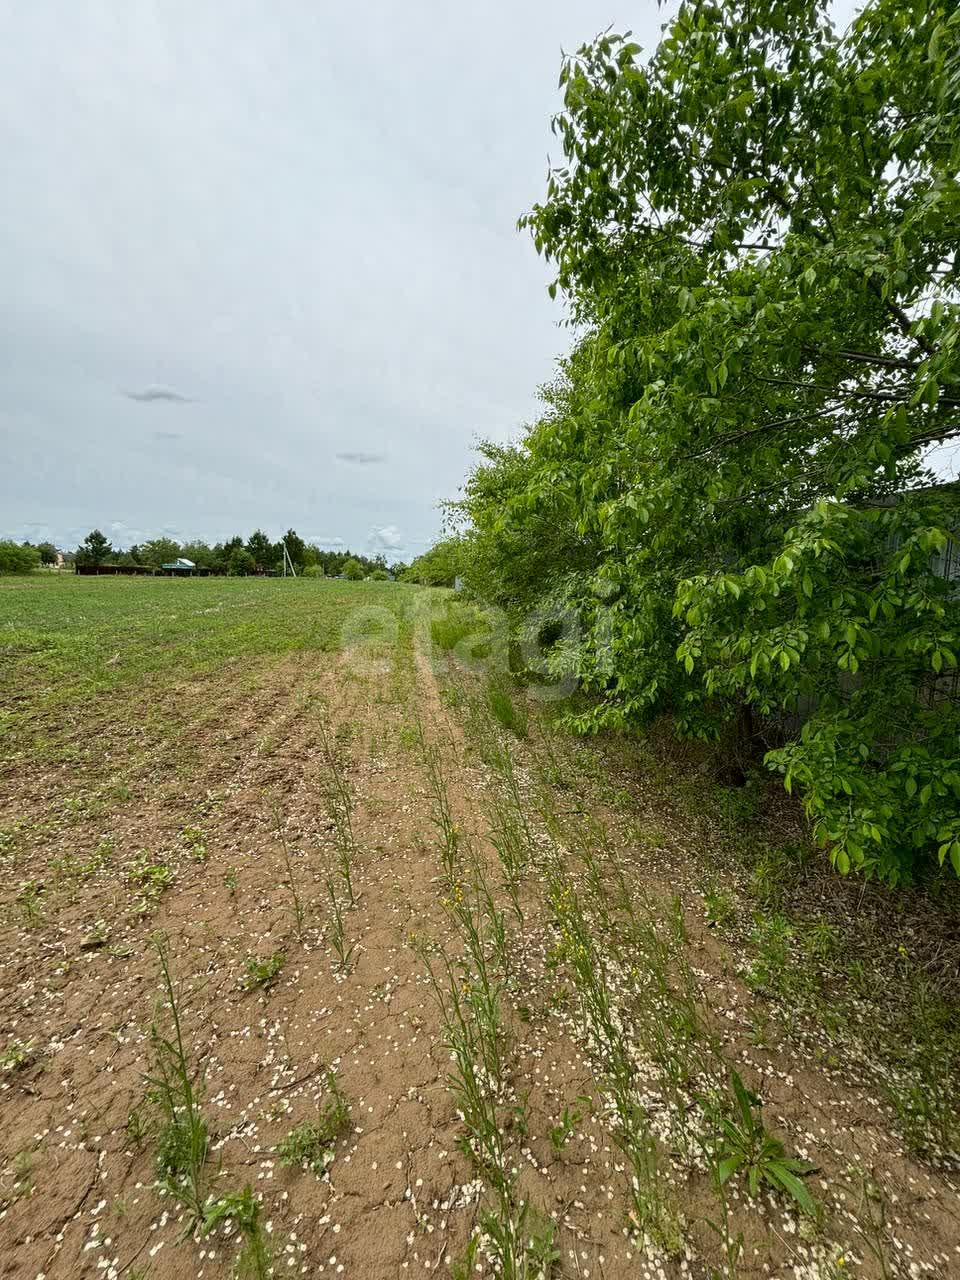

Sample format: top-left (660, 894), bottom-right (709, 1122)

top-left (0, 529), bottom-right (407, 580)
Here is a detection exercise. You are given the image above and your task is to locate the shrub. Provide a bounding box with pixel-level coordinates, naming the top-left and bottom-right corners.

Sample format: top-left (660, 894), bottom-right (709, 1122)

top-left (0, 542), bottom-right (40, 575)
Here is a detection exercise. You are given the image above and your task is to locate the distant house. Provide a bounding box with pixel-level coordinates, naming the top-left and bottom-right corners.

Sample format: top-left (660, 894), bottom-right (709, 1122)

top-left (161, 558), bottom-right (195, 576)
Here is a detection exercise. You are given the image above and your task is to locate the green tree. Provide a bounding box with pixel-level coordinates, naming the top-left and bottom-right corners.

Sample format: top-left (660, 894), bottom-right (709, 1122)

top-left (246, 529), bottom-right (275, 572)
top-left (37, 542), bottom-right (58, 566)
top-left (228, 547), bottom-right (256, 576)
top-left (77, 529), bottom-right (112, 567)
top-left (342, 557), bottom-right (364, 581)
top-left (213, 537), bottom-right (244, 573)
top-left (402, 536), bottom-right (467, 588)
top-left (0, 541), bottom-right (40, 574)
top-left (180, 541), bottom-right (215, 569)
top-left (281, 528), bottom-right (307, 569)
top-left (463, 0), bottom-right (960, 883)
top-left (139, 537), bottom-right (181, 568)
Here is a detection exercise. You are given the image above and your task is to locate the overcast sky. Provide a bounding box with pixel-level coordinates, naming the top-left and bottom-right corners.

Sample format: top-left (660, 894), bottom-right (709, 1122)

top-left (0, 1), bottom-right (678, 560)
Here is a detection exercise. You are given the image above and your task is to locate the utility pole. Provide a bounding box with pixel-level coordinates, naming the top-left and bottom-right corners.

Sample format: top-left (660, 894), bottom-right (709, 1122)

top-left (281, 539), bottom-right (297, 578)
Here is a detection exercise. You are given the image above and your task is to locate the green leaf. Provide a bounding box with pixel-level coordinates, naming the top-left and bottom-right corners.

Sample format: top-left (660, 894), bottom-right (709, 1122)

top-left (730, 1070), bottom-right (756, 1126)
top-left (717, 1153), bottom-right (745, 1185)
top-left (765, 1163), bottom-right (817, 1217)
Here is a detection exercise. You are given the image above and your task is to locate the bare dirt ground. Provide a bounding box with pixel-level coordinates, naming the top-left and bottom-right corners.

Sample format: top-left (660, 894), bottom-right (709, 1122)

top-left (3, 640), bottom-right (479, 1280)
top-left (2, 595), bottom-right (958, 1280)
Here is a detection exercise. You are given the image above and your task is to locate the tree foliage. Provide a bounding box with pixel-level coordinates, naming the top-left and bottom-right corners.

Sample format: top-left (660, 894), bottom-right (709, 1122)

top-left (227, 547), bottom-right (256, 576)
top-left (281, 528), bottom-right (307, 569)
top-left (459, 0), bottom-right (960, 883)
top-left (76, 529), bottom-right (112, 567)
top-left (179, 540), bottom-right (217, 569)
top-left (0, 541), bottom-right (41, 574)
top-left (246, 529), bottom-right (274, 573)
top-left (402, 536), bottom-right (467, 587)
top-left (139, 537), bottom-right (181, 568)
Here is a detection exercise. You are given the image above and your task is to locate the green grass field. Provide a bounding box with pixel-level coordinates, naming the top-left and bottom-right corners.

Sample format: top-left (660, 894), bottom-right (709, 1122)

top-left (0, 574), bottom-right (419, 761)
top-left (1, 571), bottom-right (411, 686)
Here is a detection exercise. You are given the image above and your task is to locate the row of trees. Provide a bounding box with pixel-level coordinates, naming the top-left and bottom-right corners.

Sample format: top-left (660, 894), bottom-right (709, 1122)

top-left (448, 0), bottom-right (960, 885)
top-left (73, 528), bottom-right (405, 579)
top-left (2, 526), bottom-right (449, 584)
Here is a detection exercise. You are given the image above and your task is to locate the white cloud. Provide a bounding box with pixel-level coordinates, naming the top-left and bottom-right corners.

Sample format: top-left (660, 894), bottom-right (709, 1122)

top-left (367, 525), bottom-right (405, 556)
top-left (337, 451), bottom-right (385, 465)
top-left (124, 384), bottom-right (192, 403)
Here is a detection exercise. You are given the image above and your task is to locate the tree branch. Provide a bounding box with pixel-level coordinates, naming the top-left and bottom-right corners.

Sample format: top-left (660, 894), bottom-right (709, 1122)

top-left (680, 410), bottom-right (838, 461)
top-left (803, 344), bottom-right (920, 372)
top-left (755, 374), bottom-right (960, 408)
